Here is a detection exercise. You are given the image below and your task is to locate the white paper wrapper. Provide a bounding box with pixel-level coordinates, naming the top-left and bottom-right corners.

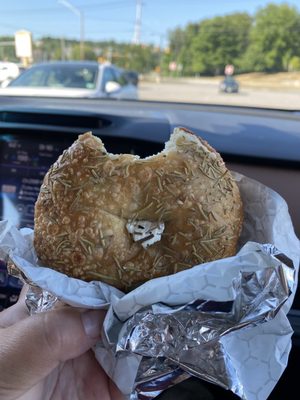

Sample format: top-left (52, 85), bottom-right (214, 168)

top-left (0, 172), bottom-right (299, 400)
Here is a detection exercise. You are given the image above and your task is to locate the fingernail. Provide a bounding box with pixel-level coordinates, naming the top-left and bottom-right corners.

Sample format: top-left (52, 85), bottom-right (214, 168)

top-left (81, 310), bottom-right (102, 338)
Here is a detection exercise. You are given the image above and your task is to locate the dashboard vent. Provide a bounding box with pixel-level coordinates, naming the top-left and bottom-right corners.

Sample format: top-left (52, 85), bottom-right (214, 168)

top-left (0, 111), bottom-right (110, 129)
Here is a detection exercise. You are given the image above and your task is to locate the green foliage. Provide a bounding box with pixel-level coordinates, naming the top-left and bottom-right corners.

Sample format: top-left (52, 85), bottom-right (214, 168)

top-left (71, 44), bottom-right (97, 61)
top-left (243, 3), bottom-right (300, 72)
top-left (0, 36), bottom-right (18, 61)
top-left (176, 24), bottom-right (199, 75)
top-left (0, 35), bottom-right (159, 74)
top-left (109, 44), bottom-right (159, 73)
top-left (190, 13), bottom-right (252, 75)
top-left (165, 3), bottom-right (300, 76)
top-left (289, 56), bottom-right (300, 71)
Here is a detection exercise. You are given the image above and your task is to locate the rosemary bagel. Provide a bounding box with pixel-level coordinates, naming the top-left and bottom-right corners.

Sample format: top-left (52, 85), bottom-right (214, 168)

top-left (34, 127), bottom-right (243, 291)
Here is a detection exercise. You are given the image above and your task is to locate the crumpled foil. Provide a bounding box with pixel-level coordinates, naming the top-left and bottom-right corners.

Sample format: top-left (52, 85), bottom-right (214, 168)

top-left (7, 259), bottom-right (59, 313)
top-left (1, 172), bottom-right (300, 400)
top-left (119, 249), bottom-right (294, 399)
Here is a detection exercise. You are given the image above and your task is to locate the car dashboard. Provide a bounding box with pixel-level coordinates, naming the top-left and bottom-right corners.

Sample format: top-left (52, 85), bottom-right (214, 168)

top-left (0, 96), bottom-right (299, 399)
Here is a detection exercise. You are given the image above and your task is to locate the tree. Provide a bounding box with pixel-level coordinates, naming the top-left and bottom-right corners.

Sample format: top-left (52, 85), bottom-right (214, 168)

top-left (176, 24), bottom-right (199, 76)
top-left (71, 44), bottom-right (97, 61)
top-left (109, 44), bottom-right (159, 73)
top-left (169, 27), bottom-right (186, 60)
top-left (0, 36), bottom-right (18, 62)
top-left (190, 13), bottom-right (252, 75)
top-left (244, 3), bottom-right (300, 72)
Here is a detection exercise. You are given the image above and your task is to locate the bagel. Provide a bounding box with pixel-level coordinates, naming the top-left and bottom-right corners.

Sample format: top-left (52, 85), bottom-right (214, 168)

top-left (34, 127), bottom-right (243, 291)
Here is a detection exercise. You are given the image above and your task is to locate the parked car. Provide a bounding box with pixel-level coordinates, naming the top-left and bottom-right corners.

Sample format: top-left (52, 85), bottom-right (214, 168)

top-left (0, 61), bottom-right (138, 100)
top-left (0, 62), bottom-right (20, 86)
top-left (219, 76), bottom-right (239, 93)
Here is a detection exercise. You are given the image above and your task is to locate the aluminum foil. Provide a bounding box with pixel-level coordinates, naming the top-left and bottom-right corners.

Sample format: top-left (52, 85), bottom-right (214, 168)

top-left (7, 258), bottom-right (59, 313)
top-left (120, 250), bottom-right (294, 399)
top-left (1, 172), bottom-right (300, 400)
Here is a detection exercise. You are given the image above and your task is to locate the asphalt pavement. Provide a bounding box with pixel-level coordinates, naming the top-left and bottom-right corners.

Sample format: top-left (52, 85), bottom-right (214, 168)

top-left (139, 80), bottom-right (300, 110)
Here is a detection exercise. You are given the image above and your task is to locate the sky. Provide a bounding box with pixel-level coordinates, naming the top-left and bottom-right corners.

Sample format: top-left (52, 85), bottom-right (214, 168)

top-left (0, 0), bottom-right (300, 47)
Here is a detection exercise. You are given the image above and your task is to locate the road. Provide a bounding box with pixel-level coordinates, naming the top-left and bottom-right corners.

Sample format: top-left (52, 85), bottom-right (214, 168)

top-left (139, 80), bottom-right (300, 110)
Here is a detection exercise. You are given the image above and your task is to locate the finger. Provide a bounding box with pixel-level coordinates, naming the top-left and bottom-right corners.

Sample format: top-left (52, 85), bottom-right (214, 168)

top-left (109, 379), bottom-right (127, 400)
top-left (0, 307), bottom-right (105, 400)
top-left (71, 350), bottom-right (126, 400)
top-left (0, 284), bottom-right (29, 328)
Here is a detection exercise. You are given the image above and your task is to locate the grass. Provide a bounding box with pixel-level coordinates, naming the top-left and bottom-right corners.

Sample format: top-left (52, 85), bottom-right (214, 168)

top-left (233, 72), bottom-right (300, 90)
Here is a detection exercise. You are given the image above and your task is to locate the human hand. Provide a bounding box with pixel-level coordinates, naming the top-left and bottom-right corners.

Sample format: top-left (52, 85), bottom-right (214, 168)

top-left (0, 286), bottom-right (124, 400)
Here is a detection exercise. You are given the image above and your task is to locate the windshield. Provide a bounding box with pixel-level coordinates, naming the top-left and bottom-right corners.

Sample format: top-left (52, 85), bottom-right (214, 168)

top-left (0, 0), bottom-right (299, 108)
top-left (9, 63), bottom-right (98, 89)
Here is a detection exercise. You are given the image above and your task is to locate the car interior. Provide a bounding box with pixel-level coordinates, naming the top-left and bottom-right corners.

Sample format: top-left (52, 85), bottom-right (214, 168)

top-left (0, 96), bottom-right (299, 399)
top-left (1, 1), bottom-right (300, 398)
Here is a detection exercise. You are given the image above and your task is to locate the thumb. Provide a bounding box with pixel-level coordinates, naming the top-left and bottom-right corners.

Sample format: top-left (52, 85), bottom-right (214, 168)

top-left (0, 307), bottom-right (105, 397)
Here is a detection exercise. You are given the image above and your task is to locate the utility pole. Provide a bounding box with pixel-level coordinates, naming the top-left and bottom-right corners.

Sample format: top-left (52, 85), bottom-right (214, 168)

top-left (80, 10), bottom-right (85, 59)
top-left (132, 0), bottom-right (142, 45)
top-left (107, 46), bottom-right (112, 63)
top-left (61, 37), bottom-right (65, 60)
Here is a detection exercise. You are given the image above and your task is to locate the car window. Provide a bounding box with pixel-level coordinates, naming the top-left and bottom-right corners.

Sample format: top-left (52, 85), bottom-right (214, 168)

top-left (9, 65), bottom-right (98, 89)
top-left (102, 67), bottom-right (118, 88)
top-left (115, 70), bottom-right (130, 87)
top-left (9, 67), bottom-right (46, 87)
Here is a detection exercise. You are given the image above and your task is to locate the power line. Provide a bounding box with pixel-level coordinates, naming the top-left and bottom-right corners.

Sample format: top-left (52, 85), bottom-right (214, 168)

top-left (86, 17), bottom-right (135, 23)
top-left (77, 0), bottom-right (133, 8)
top-left (0, 21), bottom-right (47, 36)
top-left (0, 0), bottom-right (131, 14)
